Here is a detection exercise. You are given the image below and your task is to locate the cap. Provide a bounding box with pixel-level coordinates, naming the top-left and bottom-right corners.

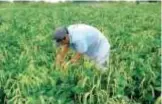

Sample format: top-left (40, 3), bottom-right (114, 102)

top-left (53, 26), bottom-right (68, 42)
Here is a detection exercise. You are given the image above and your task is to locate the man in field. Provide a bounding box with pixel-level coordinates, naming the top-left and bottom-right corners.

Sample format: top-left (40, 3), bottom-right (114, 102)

top-left (53, 24), bottom-right (110, 71)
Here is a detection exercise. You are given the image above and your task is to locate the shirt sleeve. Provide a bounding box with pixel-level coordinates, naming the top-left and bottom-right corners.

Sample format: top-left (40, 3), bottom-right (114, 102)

top-left (74, 40), bottom-right (88, 54)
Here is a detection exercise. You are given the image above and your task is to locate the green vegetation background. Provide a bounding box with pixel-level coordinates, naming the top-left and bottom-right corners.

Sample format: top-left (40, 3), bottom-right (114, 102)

top-left (0, 2), bottom-right (161, 104)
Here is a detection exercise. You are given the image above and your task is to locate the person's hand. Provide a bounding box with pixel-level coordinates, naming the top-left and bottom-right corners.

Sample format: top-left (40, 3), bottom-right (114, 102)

top-left (70, 59), bottom-right (76, 63)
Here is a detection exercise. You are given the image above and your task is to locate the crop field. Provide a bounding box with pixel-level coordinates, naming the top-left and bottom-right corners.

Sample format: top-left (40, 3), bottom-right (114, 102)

top-left (0, 2), bottom-right (161, 104)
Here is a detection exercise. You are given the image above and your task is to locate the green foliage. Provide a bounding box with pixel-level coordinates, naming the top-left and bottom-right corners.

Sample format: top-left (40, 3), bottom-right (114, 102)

top-left (0, 2), bottom-right (161, 104)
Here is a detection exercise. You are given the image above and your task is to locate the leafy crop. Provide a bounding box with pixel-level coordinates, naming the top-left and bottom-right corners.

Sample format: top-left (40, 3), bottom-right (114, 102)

top-left (0, 2), bottom-right (161, 104)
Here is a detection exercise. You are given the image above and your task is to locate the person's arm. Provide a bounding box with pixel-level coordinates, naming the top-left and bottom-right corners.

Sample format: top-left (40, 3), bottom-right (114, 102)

top-left (63, 40), bottom-right (87, 69)
top-left (62, 52), bottom-right (81, 69)
top-left (56, 44), bottom-right (69, 66)
top-left (69, 52), bottom-right (82, 63)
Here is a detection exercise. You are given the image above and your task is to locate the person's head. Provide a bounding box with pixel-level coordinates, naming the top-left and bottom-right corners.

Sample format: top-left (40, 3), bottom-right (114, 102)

top-left (53, 26), bottom-right (69, 46)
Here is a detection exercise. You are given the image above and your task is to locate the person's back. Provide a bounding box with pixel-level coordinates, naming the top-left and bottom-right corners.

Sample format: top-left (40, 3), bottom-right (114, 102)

top-left (67, 24), bottom-right (110, 60)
